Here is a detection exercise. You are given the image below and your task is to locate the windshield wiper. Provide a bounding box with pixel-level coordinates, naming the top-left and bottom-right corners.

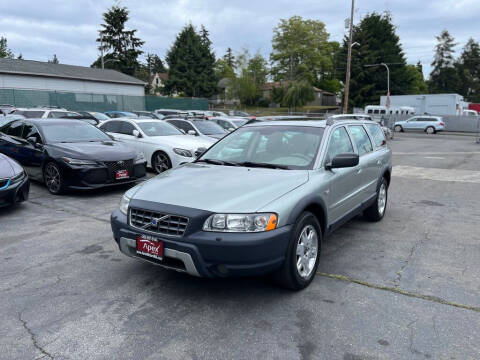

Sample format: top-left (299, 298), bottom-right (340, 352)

top-left (237, 161), bottom-right (290, 170)
top-left (196, 159), bottom-right (239, 166)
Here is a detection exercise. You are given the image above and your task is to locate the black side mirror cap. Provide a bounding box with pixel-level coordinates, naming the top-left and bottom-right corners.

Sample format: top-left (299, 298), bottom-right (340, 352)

top-left (326, 153), bottom-right (359, 170)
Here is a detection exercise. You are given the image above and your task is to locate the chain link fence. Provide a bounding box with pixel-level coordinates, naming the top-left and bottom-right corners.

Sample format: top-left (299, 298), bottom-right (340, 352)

top-left (0, 88), bottom-right (208, 112)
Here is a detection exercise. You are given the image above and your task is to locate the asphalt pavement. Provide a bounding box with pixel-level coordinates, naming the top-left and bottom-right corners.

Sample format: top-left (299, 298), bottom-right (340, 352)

top-left (1, 132), bottom-right (480, 360)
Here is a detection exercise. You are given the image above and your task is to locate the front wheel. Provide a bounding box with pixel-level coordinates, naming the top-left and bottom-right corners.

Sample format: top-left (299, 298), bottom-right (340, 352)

top-left (425, 126), bottom-right (436, 134)
top-left (43, 162), bottom-right (65, 195)
top-left (394, 125), bottom-right (403, 132)
top-left (364, 177), bottom-right (388, 221)
top-left (274, 212), bottom-right (321, 290)
top-left (151, 151), bottom-right (172, 174)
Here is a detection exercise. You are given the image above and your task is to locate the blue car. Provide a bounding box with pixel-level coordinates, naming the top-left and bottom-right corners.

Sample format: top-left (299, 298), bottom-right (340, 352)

top-left (104, 111), bottom-right (139, 119)
top-left (394, 116), bottom-right (445, 134)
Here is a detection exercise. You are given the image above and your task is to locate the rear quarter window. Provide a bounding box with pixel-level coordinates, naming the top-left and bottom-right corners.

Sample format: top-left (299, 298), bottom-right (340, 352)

top-left (365, 124), bottom-right (386, 148)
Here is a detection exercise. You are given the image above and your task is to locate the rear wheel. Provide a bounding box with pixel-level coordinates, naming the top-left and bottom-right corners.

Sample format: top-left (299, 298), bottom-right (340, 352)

top-left (43, 162), bottom-right (65, 195)
top-left (426, 126), bottom-right (436, 134)
top-left (394, 125), bottom-right (403, 132)
top-left (364, 177), bottom-right (388, 221)
top-left (151, 151), bottom-right (172, 174)
top-left (274, 211), bottom-right (321, 290)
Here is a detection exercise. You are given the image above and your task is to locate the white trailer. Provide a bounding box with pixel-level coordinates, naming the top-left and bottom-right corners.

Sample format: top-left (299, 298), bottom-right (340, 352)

top-left (379, 93), bottom-right (468, 116)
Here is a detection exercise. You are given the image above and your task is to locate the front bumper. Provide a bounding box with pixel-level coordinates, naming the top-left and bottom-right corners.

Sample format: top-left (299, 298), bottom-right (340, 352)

top-left (0, 175), bottom-right (30, 208)
top-left (59, 161), bottom-right (147, 190)
top-left (111, 208), bottom-right (292, 278)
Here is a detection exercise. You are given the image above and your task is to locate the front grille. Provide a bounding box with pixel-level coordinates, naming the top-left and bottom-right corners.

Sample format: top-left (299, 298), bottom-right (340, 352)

top-left (130, 208), bottom-right (189, 237)
top-left (104, 159), bottom-right (134, 179)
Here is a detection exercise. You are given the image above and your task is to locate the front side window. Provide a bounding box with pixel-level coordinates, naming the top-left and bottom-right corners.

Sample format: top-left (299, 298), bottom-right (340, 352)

top-left (22, 123), bottom-right (43, 143)
top-left (119, 122), bottom-right (135, 135)
top-left (5, 121), bottom-right (24, 137)
top-left (365, 124), bottom-right (386, 148)
top-left (199, 125), bottom-right (324, 170)
top-left (348, 125), bottom-right (373, 156)
top-left (22, 111), bottom-right (45, 118)
top-left (100, 121), bottom-right (122, 133)
top-left (138, 121), bottom-right (183, 136)
top-left (168, 120), bottom-right (195, 133)
top-left (326, 126), bottom-right (354, 162)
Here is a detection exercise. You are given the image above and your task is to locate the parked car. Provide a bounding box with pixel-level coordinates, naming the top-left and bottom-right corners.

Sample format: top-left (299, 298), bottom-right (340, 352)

top-left (99, 118), bottom-right (214, 174)
top-left (0, 153), bottom-right (30, 207)
top-left (0, 119), bottom-right (146, 194)
top-left (394, 116), bottom-right (445, 134)
top-left (111, 119), bottom-right (392, 289)
top-left (210, 117), bottom-right (248, 131)
top-left (132, 111), bottom-right (164, 119)
top-left (104, 111), bottom-right (139, 118)
top-left (13, 108), bottom-right (81, 119)
top-left (0, 104), bottom-right (16, 115)
top-left (77, 111), bottom-right (111, 123)
top-left (328, 114), bottom-right (394, 139)
top-left (228, 110), bottom-right (256, 120)
top-left (154, 109), bottom-right (188, 117)
top-left (59, 114), bottom-right (100, 126)
top-left (166, 118), bottom-right (228, 141)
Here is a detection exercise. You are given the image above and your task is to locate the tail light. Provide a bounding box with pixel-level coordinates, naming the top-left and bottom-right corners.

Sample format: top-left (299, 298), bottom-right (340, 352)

top-left (439, 122), bottom-right (445, 126)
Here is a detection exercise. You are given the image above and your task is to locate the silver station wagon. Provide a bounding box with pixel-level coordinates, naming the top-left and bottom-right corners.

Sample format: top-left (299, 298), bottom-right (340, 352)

top-left (111, 119), bottom-right (392, 290)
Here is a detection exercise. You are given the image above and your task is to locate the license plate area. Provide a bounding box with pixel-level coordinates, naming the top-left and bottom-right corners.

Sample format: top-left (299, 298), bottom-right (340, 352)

top-left (115, 169), bottom-right (129, 180)
top-left (136, 234), bottom-right (163, 260)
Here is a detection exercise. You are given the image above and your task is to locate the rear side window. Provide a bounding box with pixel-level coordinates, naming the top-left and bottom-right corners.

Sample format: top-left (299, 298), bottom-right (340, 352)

top-left (22, 111), bottom-right (45, 118)
top-left (365, 124), bottom-right (386, 148)
top-left (348, 125), bottom-right (373, 156)
top-left (6, 121), bottom-right (24, 137)
top-left (326, 127), bottom-right (354, 162)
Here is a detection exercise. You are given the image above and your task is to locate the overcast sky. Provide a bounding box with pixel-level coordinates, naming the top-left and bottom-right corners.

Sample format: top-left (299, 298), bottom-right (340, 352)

top-left (1, 0), bottom-right (479, 77)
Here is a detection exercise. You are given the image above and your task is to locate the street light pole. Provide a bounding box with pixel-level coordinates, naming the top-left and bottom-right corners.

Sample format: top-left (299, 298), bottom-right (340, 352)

top-left (343, 0), bottom-right (355, 114)
top-left (100, 33), bottom-right (104, 70)
top-left (364, 63), bottom-right (391, 106)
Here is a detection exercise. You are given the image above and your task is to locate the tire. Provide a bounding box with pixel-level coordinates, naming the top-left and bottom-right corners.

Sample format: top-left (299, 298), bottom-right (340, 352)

top-left (364, 177), bottom-right (388, 222)
top-left (151, 151), bottom-right (172, 174)
top-left (43, 162), bottom-right (65, 195)
top-left (274, 211), bottom-right (322, 290)
top-left (394, 125), bottom-right (403, 132)
top-left (425, 126), bottom-right (436, 134)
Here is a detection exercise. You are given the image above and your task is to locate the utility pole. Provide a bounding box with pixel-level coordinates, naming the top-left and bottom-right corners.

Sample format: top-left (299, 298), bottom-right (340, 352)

top-left (100, 33), bottom-right (104, 70)
top-left (343, 0), bottom-right (355, 114)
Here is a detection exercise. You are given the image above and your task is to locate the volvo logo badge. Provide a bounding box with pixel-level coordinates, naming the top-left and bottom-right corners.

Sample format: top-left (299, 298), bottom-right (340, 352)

top-left (117, 160), bottom-right (125, 166)
top-left (142, 214), bottom-right (170, 229)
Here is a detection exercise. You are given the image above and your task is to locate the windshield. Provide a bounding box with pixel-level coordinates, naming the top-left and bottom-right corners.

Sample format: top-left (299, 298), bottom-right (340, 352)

top-left (194, 121), bottom-right (227, 135)
top-left (91, 112), bottom-right (110, 121)
top-left (232, 119), bottom-right (248, 127)
top-left (41, 122), bottom-right (112, 143)
top-left (198, 125), bottom-right (324, 170)
top-left (138, 121), bottom-right (183, 136)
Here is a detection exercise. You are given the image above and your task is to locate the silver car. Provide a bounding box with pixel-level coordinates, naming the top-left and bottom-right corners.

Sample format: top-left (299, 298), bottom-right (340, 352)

top-left (394, 116), bottom-right (445, 134)
top-left (111, 119), bottom-right (392, 290)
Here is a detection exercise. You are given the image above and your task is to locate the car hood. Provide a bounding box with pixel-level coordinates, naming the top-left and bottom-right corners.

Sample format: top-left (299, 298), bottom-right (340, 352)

top-left (48, 141), bottom-right (137, 161)
top-left (146, 135), bottom-right (214, 150)
top-left (130, 162), bottom-right (309, 213)
top-left (0, 154), bottom-right (18, 178)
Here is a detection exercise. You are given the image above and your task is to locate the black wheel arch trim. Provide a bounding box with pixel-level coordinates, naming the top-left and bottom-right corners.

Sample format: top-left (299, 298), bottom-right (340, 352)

top-left (287, 195), bottom-right (328, 237)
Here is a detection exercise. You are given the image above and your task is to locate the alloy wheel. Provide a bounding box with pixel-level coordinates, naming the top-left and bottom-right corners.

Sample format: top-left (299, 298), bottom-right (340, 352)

top-left (154, 153), bottom-right (171, 173)
top-left (45, 163), bottom-right (61, 193)
top-left (377, 182), bottom-right (387, 216)
top-left (426, 127), bottom-right (435, 134)
top-left (296, 225), bottom-right (318, 279)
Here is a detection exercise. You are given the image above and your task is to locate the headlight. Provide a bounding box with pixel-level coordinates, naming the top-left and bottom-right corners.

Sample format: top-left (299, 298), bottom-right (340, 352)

top-left (62, 157), bottom-right (98, 166)
top-left (10, 170), bottom-right (25, 183)
top-left (135, 152), bottom-right (146, 164)
top-left (173, 148), bottom-right (193, 157)
top-left (119, 195), bottom-right (130, 215)
top-left (203, 213), bottom-right (277, 232)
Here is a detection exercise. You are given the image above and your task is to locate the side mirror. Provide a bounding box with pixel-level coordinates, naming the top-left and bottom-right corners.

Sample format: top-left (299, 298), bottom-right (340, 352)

top-left (132, 129), bottom-right (141, 138)
top-left (325, 153), bottom-right (359, 170)
top-left (187, 130), bottom-right (197, 136)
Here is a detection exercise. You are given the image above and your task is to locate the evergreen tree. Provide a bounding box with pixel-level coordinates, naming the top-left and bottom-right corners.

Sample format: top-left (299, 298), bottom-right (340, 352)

top-left (146, 54), bottom-right (166, 74)
top-left (405, 64), bottom-right (428, 94)
top-left (456, 38), bottom-right (480, 102)
top-left (17, 53), bottom-right (23, 60)
top-left (0, 37), bottom-right (14, 59)
top-left (92, 4), bottom-right (144, 75)
top-left (429, 30), bottom-right (459, 93)
top-left (338, 12), bottom-right (412, 108)
top-left (223, 48), bottom-right (235, 68)
top-left (48, 54), bottom-right (59, 64)
top-left (165, 24), bottom-right (216, 97)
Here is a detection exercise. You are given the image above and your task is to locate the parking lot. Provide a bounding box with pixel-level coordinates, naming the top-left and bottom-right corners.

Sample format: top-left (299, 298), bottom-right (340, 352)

top-left (1, 132), bottom-right (480, 360)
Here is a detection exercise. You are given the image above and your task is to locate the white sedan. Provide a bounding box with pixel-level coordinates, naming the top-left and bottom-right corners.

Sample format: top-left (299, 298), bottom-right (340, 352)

top-left (99, 118), bottom-right (215, 173)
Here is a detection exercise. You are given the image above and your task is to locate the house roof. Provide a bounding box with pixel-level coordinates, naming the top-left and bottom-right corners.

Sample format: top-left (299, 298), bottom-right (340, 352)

top-left (0, 58), bottom-right (146, 86)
